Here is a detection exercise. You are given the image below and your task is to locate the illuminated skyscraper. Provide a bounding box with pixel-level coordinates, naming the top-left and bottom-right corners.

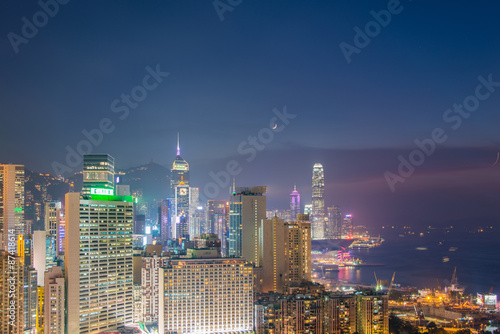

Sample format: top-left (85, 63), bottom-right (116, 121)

top-left (82, 154), bottom-right (115, 198)
top-left (0, 164), bottom-right (25, 251)
top-left (304, 204), bottom-right (312, 216)
top-left (33, 230), bottom-right (56, 286)
top-left (158, 199), bottom-right (171, 243)
top-left (56, 214), bottom-right (65, 255)
top-left (23, 266), bottom-right (37, 333)
top-left (281, 294), bottom-right (324, 333)
top-left (189, 187), bottom-right (206, 238)
top-left (17, 234), bottom-right (38, 333)
top-left (208, 200), bottom-right (227, 256)
top-left (342, 214), bottom-right (353, 239)
top-left (290, 185), bottom-right (301, 221)
top-left (65, 191), bottom-right (134, 333)
top-left (44, 201), bottom-right (61, 236)
top-left (228, 186), bottom-right (267, 266)
top-left (325, 295), bottom-right (356, 334)
top-left (174, 183), bottom-right (190, 239)
top-left (44, 266), bottom-right (64, 334)
top-left (326, 205), bottom-right (342, 239)
top-left (141, 249), bottom-right (168, 325)
top-left (0, 250), bottom-right (24, 333)
top-left (262, 215), bottom-right (311, 293)
top-left (170, 133), bottom-right (189, 196)
top-left (311, 163), bottom-right (325, 239)
top-left (159, 258), bottom-right (254, 334)
top-left (356, 293), bottom-right (388, 334)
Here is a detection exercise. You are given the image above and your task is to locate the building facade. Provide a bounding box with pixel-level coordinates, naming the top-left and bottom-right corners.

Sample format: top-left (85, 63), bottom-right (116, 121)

top-left (159, 258), bottom-right (254, 334)
top-left (326, 205), bottom-right (342, 239)
top-left (44, 266), bottom-right (64, 334)
top-left (311, 163), bottom-right (325, 240)
top-left (174, 183), bottom-right (190, 239)
top-left (158, 199), bottom-right (171, 243)
top-left (207, 199), bottom-right (227, 256)
top-left (0, 164), bottom-right (25, 251)
top-left (228, 186), bottom-right (267, 266)
top-left (170, 134), bottom-right (189, 196)
top-left (289, 185), bottom-right (301, 222)
top-left (82, 154), bottom-right (115, 198)
top-left (0, 250), bottom-right (24, 333)
top-left (356, 293), bottom-right (388, 334)
top-left (65, 191), bottom-right (134, 333)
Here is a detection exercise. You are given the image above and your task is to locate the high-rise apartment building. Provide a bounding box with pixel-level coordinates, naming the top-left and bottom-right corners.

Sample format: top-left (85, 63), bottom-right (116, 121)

top-left (159, 258), bottom-right (254, 334)
top-left (262, 215), bottom-right (311, 293)
top-left (82, 154), bottom-right (115, 198)
top-left (170, 133), bottom-right (189, 196)
top-left (356, 293), bottom-right (388, 334)
top-left (56, 214), bottom-right (65, 255)
top-left (44, 266), bottom-right (64, 334)
top-left (325, 295), bottom-right (356, 334)
top-left (65, 191), bottom-right (134, 333)
top-left (311, 163), bottom-right (325, 239)
top-left (284, 217), bottom-right (311, 287)
top-left (281, 294), bottom-right (324, 334)
top-left (16, 234), bottom-right (38, 333)
top-left (141, 252), bottom-right (168, 325)
top-left (44, 201), bottom-right (61, 236)
top-left (36, 287), bottom-right (44, 333)
top-left (0, 164), bottom-right (25, 251)
top-left (24, 266), bottom-right (38, 332)
top-left (33, 230), bottom-right (57, 286)
top-left (228, 186), bottom-right (267, 266)
top-left (289, 185), bottom-right (301, 221)
top-left (0, 250), bottom-right (24, 333)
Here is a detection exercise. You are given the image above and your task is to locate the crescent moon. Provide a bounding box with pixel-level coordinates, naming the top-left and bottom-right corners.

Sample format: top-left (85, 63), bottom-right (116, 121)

top-left (492, 152), bottom-right (499, 167)
top-left (272, 124), bottom-right (278, 130)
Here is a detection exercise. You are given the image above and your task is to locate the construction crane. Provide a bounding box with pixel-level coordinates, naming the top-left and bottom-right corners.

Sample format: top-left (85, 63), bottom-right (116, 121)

top-left (451, 267), bottom-right (457, 285)
top-left (374, 272), bottom-right (379, 290)
top-left (387, 272), bottom-right (396, 299)
top-left (414, 304), bottom-right (425, 322)
top-left (489, 285), bottom-right (494, 294)
top-left (436, 279), bottom-right (441, 291)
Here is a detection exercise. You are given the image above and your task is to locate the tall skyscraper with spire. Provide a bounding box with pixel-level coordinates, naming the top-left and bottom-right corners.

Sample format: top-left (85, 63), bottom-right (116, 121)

top-left (289, 185), bottom-right (301, 222)
top-left (311, 163), bottom-right (325, 239)
top-left (170, 133), bottom-right (189, 197)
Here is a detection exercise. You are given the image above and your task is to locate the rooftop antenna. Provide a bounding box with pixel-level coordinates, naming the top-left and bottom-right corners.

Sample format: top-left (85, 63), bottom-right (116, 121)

top-left (177, 132), bottom-right (180, 156)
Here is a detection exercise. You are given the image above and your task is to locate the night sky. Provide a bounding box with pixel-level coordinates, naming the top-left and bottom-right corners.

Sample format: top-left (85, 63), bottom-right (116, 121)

top-left (2, 1), bottom-right (500, 228)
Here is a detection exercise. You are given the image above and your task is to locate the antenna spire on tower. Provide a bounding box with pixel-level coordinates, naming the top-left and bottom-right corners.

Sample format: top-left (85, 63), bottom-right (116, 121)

top-left (177, 132), bottom-right (180, 156)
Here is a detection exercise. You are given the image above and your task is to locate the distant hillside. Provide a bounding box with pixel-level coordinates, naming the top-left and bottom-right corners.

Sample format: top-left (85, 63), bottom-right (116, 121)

top-left (118, 162), bottom-right (171, 202)
top-left (25, 169), bottom-right (71, 203)
top-left (29, 161), bottom-right (170, 205)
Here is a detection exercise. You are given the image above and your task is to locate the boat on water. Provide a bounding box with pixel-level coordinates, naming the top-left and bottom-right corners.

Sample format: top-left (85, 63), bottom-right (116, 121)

top-left (348, 236), bottom-right (384, 249)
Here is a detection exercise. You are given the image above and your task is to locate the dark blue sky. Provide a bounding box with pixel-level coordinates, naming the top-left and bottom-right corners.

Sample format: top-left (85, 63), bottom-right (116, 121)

top-left (1, 1), bottom-right (500, 228)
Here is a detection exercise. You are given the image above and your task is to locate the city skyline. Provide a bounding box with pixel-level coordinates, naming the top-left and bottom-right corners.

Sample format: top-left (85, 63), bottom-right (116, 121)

top-left (1, 1), bottom-right (500, 332)
top-left (2, 1), bottom-right (500, 230)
